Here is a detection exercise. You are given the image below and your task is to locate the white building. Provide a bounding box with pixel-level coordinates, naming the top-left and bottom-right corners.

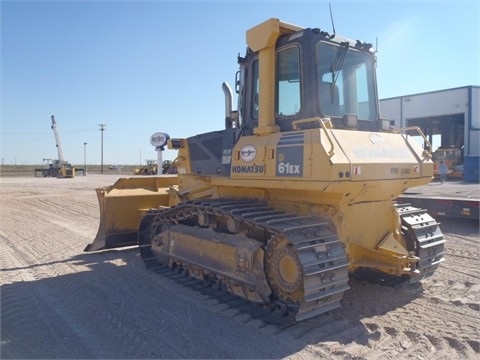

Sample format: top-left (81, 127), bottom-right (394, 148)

top-left (380, 86), bottom-right (479, 182)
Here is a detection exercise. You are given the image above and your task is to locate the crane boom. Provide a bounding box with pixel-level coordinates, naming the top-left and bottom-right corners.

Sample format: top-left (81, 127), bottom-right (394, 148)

top-left (51, 115), bottom-right (64, 162)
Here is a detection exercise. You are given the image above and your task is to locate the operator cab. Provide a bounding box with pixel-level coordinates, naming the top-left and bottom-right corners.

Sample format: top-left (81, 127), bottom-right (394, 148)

top-left (177, 21), bottom-right (385, 177)
top-left (238, 27), bottom-right (380, 134)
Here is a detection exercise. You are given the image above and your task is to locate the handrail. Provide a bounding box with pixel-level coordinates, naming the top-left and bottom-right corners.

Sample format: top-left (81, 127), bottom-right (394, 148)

top-left (393, 126), bottom-right (432, 158)
top-left (292, 117), bottom-right (335, 157)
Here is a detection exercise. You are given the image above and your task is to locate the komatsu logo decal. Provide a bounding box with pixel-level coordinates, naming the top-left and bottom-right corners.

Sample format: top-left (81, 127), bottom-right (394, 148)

top-left (231, 165), bottom-right (265, 174)
top-left (276, 146), bottom-right (303, 177)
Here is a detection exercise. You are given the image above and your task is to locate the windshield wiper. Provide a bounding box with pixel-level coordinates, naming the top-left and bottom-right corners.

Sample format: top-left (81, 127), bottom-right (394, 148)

top-left (330, 42), bottom-right (349, 103)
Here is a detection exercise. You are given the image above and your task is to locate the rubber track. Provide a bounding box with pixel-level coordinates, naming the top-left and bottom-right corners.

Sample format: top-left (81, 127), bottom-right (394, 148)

top-left (139, 199), bottom-right (350, 326)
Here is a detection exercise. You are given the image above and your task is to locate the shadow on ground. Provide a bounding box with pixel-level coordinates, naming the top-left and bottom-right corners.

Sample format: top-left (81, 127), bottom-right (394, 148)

top-left (1, 244), bottom-right (429, 359)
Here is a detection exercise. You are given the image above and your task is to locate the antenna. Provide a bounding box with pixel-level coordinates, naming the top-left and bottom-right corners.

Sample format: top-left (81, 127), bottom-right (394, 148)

top-left (329, 3), bottom-right (336, 36)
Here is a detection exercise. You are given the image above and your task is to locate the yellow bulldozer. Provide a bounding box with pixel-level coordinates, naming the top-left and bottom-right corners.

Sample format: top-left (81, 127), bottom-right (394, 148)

top-left (134, 160), bottom-right (158, 175)
top-left (85, 19), bottom-right (445, 322)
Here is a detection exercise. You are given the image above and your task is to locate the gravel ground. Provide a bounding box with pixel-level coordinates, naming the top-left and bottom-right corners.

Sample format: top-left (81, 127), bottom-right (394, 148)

top-left (1, 175), bottom-right (479, 359)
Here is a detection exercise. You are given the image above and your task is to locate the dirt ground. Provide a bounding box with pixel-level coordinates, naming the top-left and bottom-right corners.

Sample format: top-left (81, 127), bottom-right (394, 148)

top-left (1, 175), bottom-right (479, 359)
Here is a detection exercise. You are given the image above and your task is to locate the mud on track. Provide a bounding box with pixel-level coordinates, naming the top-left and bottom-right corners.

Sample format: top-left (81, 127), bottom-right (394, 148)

top-left (1, 175), bottom-right (479, 359)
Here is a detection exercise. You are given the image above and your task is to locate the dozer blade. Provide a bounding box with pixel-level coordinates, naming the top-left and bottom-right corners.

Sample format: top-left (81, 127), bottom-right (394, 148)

top-left (84, 176), bottom-right (177, 252)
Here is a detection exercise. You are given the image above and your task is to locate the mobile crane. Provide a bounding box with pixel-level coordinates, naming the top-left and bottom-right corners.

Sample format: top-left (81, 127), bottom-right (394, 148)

top-left (36, 116), bottom-right (75, 178)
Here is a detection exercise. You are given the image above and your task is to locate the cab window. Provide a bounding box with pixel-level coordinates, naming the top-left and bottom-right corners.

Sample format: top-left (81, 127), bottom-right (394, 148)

top-left (317, 42), bottom-right (377, 120)
top-left (276, 46), bottom-right (301, 116)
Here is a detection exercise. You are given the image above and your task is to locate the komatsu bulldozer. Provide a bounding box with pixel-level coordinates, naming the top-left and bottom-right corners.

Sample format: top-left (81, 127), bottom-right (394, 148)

top-left (85, 19), bottom-right (445, 322)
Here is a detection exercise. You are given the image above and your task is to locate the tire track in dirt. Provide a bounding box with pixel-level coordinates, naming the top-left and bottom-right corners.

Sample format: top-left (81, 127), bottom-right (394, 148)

top-left (1, 236), bottom-right (90, 358)
top-left (1, 176), bottom-right (479, 359)
top-left (16, 196), bottom-right (98, 221)
top-left (2, 224), bottom-right (188, 358)
top-left (267, 267), bottom-right (478, 360)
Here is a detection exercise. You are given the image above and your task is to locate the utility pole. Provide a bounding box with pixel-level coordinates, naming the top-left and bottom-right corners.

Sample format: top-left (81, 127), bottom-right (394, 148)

top-left (99, 124), bottom-right (106, 174)
top-left (83, 142), bottom-right (87, 176)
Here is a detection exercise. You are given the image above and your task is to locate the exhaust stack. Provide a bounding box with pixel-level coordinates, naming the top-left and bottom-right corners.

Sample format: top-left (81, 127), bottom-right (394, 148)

top-left (222, 82), bottom-right (235, 129)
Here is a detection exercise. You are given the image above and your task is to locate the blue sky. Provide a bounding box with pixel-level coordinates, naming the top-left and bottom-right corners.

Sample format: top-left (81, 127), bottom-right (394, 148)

top-left (1, 0), bottom-right (479, 166)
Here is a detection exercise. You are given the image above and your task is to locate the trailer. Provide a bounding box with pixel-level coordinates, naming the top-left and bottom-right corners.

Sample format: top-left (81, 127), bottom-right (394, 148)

top-left (397, 181), bottom-right (479, 220)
